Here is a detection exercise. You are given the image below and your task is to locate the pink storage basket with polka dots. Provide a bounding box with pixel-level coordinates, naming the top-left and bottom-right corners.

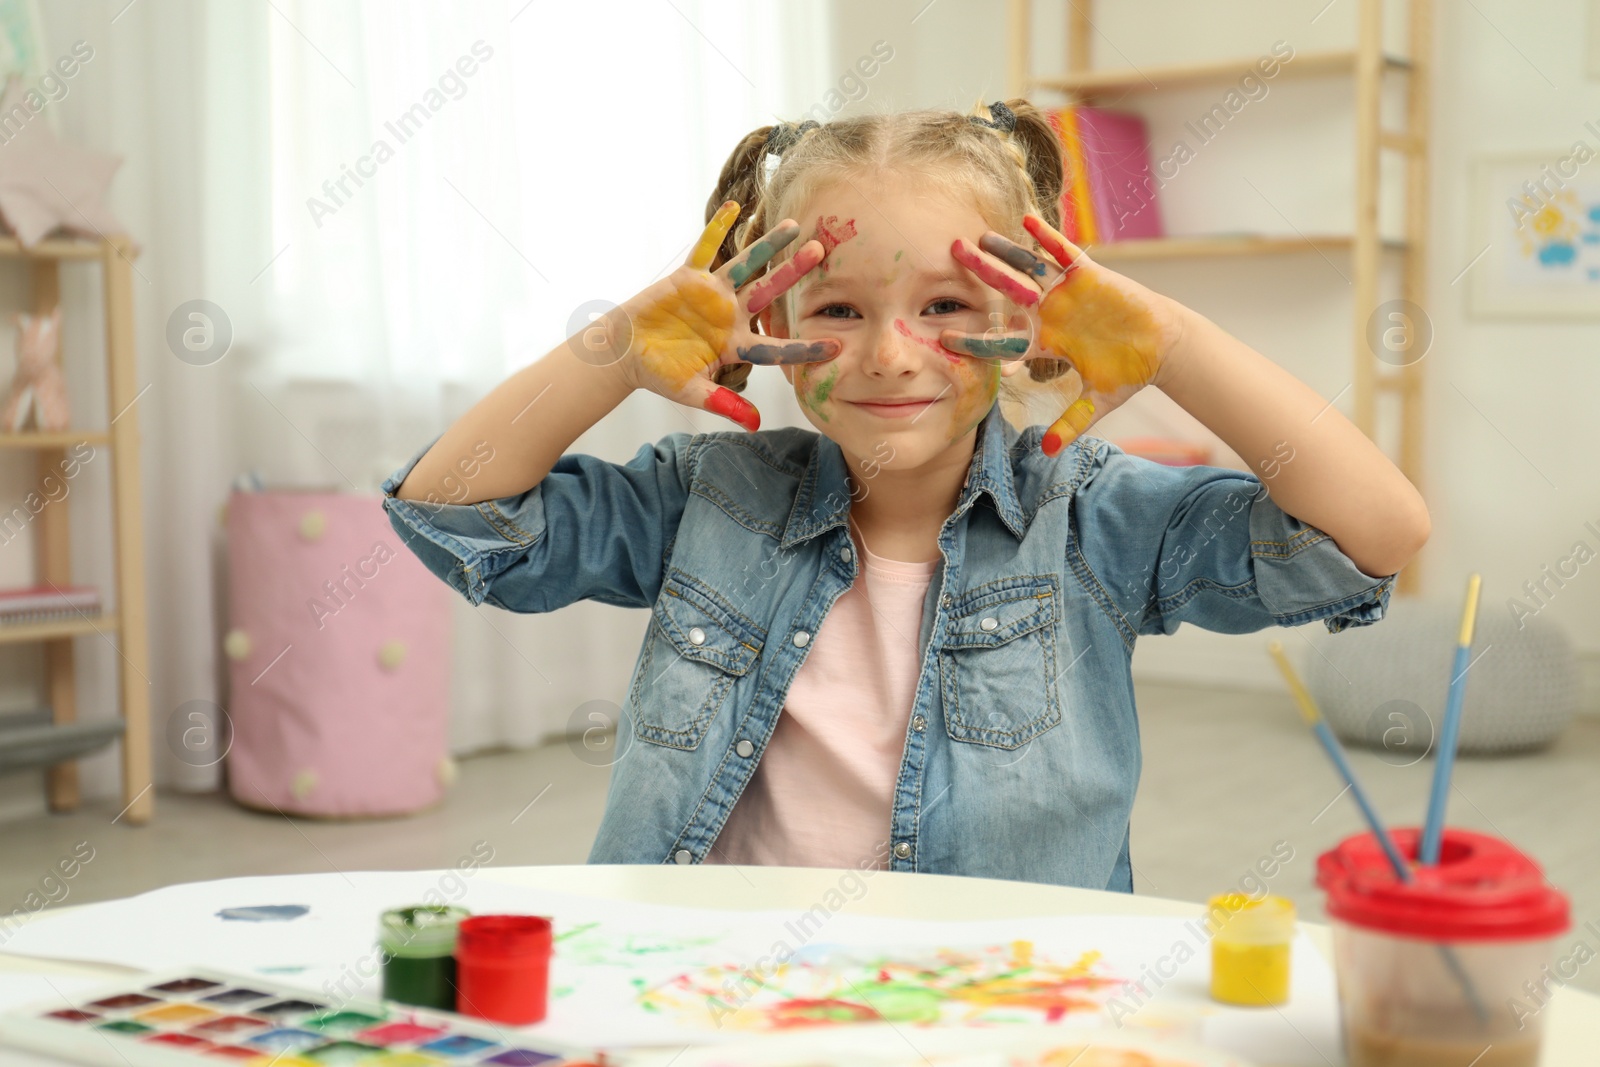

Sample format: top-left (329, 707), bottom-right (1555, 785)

top-left (223, 490), bottom-right (453, 818)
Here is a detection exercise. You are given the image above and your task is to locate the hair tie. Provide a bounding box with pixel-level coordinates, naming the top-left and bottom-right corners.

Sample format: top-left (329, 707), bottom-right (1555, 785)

top-left (969, 101), bottom-right (1016, 134)
top-left (763, 120), bottom-right (819, 159)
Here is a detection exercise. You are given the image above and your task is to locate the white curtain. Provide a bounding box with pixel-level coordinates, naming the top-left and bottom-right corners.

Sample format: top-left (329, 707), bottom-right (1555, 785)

top-left (39, 0), bottom-right (831, 797)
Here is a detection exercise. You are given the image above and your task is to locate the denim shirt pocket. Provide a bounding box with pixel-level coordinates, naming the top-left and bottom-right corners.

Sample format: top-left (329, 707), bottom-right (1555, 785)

top-left (628, 567), bottom-right (766, 750)
top-left (938, 574), bottom-right (1062, 750)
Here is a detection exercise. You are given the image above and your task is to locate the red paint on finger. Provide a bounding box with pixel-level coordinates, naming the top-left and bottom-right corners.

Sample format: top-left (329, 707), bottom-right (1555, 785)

top-left (705, 385), bottom-right (760, 432)
top-left (952, 239), bottom-right (1039, 307)
top-left (746, 243), bottom-right (824, 315)
top-left (1041, 431), bottom-right (1062, 456)
top-left (1024, 215), bottom-right (1078, 271)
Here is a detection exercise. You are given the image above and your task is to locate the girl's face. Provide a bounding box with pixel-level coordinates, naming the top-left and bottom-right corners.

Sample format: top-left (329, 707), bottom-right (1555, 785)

top-left (761, 171), bottom-right (1026, 472)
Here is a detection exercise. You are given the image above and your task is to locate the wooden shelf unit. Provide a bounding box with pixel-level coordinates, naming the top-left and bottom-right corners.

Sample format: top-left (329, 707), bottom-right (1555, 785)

top-left (1009, 0), bottom-right (1433, 594)
top-left (0, 234), bottom-right (151, 824)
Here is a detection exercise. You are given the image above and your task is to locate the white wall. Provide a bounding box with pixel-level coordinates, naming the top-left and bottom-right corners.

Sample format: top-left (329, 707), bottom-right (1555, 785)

top-left (829, 0), bottom-right (1600, 706)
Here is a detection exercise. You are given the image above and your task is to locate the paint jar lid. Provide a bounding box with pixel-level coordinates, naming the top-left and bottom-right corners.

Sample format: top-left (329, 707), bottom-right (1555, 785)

top-left (1203, 894), bottom-right (1295, 945)
top-left (1318, 827), bottom-right (1570, 942)
top-left (456, 915), bottom-right (553, 959)
top-left (379, 905), bottom-right (471, 957)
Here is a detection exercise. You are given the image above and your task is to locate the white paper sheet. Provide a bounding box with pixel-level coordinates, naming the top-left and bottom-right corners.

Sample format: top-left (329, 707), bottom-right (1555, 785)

top-left (0, 870), bottom-right (1340, 1065)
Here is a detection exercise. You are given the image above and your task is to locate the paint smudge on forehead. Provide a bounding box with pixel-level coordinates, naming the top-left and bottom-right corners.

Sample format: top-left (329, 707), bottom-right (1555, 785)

top-left (813, 215), bottom-right (858, 254)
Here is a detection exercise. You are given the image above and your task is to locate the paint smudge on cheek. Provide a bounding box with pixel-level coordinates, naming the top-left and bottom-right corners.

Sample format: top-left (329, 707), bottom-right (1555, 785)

top-left (944, 358), bottom-right (1001, 441)
top-left (893, 319), bottom-right (959, 366)
top-left (631, 275), bottom-right (736, 391)
top-left (796, 362), bottom-right (841, 423)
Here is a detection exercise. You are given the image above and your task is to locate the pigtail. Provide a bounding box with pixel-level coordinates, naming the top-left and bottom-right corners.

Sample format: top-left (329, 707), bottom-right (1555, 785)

top-left (1002, 98), bottom-right (1065, 235)
top-left (705, 125), bottom-right (774, 272)
top-left (967, 98), bottom-right (1072, 385)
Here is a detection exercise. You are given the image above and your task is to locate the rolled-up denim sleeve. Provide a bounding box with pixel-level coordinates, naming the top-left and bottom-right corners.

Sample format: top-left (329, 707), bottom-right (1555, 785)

top-left (1073, 441), bottom-right (1394, 637)
top-left (380, 431), bottom-right (695, 613)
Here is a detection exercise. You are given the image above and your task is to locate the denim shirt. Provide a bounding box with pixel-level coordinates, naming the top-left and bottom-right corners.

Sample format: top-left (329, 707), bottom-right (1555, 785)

top-left (381, 402), bottom-right (1392, 891)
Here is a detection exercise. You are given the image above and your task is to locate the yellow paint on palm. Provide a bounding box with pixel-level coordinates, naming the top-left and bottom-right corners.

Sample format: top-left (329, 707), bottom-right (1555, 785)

top-left (1038, 271), bottom-right (1162, 395)
top-left (631, 273), bottom-right (737, 392)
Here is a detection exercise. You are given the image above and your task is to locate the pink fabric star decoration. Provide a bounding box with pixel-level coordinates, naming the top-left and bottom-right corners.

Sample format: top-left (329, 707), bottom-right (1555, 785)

top-left (0, 78), bottom-right (126, 247)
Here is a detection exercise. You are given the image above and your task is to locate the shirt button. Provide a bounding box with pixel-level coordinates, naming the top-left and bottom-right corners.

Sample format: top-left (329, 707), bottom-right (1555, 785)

top-left (688, 626), bottom-right (706, 645)
top-left (735, 739), bottom-right (755, 758)
top-left (912, 715), bottom-right (926, 731)
top-left (673, 849), bottom-right (692, 864)
top-left (840, 547), bottom-right (852, 563)
top-left (893, 841), bottom-right (912, 860)
top-left (793, 631), bottom-right (810, 647)
top-left (942, 595), bottom-right (952, 607)
top-left (980, 616), bottom-right (998, 631)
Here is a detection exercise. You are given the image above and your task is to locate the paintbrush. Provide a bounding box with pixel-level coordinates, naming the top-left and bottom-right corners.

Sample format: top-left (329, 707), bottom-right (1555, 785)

top-left (1420, 574), bottom-right (1484, 866)
top-left (1267, 640), bottom-right (1488, 1023)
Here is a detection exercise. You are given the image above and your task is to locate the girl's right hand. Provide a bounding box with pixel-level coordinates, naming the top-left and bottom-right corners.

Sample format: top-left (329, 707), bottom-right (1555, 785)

top-left (610, 201), bottom-right (841, 432)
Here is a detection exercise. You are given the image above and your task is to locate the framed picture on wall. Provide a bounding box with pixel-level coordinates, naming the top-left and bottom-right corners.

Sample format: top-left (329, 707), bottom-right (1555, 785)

top-left (1470, 152), bottom-right (1600, 319)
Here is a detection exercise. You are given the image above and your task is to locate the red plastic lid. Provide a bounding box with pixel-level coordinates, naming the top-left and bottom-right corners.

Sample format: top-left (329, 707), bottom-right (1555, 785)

top-left (1318, 827), bottom-right (1569, 942)
top-left (456, 915), bottom-right (553, 958)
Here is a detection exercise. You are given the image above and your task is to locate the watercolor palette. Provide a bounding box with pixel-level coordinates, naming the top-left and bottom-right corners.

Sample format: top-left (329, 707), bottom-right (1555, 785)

top-left (0, 967), bottom-right (602, 1067)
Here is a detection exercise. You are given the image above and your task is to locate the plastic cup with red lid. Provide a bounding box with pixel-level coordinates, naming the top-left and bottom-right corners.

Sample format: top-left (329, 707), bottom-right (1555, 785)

top-left (1317, 827), bottom-right (1569, 1067)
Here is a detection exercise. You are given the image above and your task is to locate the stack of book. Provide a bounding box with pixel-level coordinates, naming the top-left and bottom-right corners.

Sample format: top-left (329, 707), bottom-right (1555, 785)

top-left (0, 585), bottom-right (100, 626)
top-left (1048, 106), bottom-right (1164, 245)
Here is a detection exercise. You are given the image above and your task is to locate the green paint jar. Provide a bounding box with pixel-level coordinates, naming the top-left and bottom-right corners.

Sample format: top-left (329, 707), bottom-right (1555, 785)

top-left (379, 904), bottom-right (469, 1010)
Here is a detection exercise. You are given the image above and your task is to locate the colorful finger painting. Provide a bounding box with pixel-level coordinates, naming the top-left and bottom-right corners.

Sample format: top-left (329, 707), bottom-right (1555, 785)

top-left (636, 940), bottom-right (1116, 1032)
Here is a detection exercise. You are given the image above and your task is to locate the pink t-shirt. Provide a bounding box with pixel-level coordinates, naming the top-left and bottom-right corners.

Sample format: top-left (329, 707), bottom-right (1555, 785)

top-left (707, 524), bottom-right (937, 870)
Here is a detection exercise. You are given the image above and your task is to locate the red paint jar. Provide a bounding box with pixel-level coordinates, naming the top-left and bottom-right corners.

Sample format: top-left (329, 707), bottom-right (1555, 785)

top-left (454, 915), bottom-right (553, 1025)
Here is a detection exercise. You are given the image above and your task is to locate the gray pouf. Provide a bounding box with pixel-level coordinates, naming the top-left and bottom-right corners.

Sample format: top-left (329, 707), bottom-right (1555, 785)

top-left (1300, 597), bottom-right (1578, 756)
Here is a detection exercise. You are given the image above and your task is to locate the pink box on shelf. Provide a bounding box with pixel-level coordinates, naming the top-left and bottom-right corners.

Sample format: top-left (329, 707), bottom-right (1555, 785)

top-left (223, 490), bottom-right (452, 818)
top-left (1075, 107), bottom-right (1165, 242)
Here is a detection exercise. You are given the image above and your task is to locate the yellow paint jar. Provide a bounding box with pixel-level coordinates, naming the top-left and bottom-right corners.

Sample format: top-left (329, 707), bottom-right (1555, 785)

top-left (1204, 892), bottom-right (1295, 1006)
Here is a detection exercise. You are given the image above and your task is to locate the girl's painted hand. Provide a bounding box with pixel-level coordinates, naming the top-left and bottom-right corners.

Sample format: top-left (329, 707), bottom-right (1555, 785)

top-left (613, 201), bottom-right (840, 432)
top-left (941, 213), bottom-right (1187, 456)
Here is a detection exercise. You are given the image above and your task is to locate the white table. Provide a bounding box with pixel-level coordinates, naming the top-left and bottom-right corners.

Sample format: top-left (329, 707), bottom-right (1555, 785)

top-left (3, 865), bottom-right (1596, 1065)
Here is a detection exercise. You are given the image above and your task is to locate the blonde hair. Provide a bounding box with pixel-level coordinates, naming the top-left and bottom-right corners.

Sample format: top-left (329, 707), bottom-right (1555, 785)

top-left (703, 98), bottom-right (1076, 431)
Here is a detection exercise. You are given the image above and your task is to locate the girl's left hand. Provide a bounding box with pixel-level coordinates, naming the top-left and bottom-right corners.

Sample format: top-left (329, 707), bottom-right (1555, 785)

top-left (941, 213), bottom-right (1188, 457)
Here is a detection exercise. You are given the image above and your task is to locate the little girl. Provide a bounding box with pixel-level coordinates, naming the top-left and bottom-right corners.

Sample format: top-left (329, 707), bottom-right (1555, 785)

top-left (384, 99), bottom-right (1428, 892)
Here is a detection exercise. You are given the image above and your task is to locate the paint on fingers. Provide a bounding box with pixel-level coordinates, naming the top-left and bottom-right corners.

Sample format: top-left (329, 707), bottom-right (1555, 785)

top-left (952, 239), bottom-right (1039, 307)
top-left (1042, 397), bottom-right (1095, 457)
top-left (705, 385), bottom-right (760, 432)
top-left (939, 331), bottom-right (1030, 360)
top-left (729, 221), bottom-right (800, 289)
top-left (738, 339), bottom-right (841, 365)
top-left (977, 232), bottom-right (1049, 279)
top-left (690, 200), bottom-right (741, 271)
top-left (1023, 214), bottom-right (1080, 272)
top-left (746, 241), bottom-right (826, 315)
